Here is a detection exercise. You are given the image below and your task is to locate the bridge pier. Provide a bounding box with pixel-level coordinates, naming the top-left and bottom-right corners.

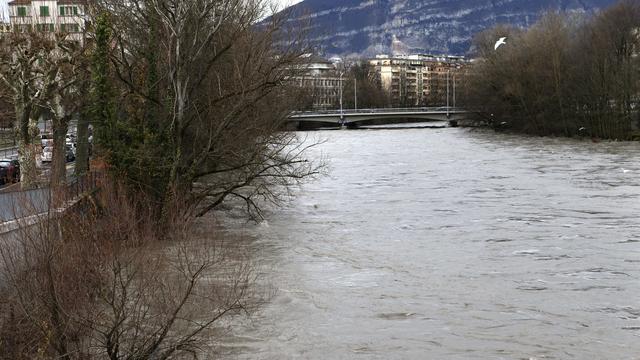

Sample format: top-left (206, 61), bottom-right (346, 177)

top-left (284, 121), bottom-right (300, 131)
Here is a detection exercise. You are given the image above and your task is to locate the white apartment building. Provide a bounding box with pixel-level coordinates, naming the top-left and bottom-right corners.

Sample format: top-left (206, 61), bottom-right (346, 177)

top-left (369, 54), bottom-right (468, 107)
top-left (8, 0), bottom-right (87, 41)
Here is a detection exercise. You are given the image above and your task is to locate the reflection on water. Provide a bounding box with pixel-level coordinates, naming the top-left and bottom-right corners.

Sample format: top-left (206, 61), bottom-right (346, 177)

top-left (217, 128), bottom-right (640, 359)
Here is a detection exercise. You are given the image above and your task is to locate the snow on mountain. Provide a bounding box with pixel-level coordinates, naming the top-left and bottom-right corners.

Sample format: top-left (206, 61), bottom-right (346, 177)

top-left (282, 0), bottom-right (618, 56)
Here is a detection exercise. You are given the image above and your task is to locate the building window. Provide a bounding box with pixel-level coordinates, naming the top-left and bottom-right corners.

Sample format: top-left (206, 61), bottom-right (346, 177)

top-left (36, 23), bottom-right (54, 32)
top-left (17, 7), bottom-right (27, 17)
top-left (60, 6), bottom-right (80, 16)
top-left (40, 6), bottom-right (50, 17)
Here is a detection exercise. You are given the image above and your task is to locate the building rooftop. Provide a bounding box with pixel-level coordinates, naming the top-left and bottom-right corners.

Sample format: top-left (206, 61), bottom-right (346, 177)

top-left (8, 0), bottom-right (87, 5)
top-left (374, 54), bottom-right (468, 61)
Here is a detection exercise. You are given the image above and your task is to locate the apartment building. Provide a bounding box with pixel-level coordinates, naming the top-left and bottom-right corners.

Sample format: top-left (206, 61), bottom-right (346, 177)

top-left (295, 55), bottom-right (342, 110)
top-left (369, 54), bottom-right (468, 107)
top-left (7, 0), bottom-right (87, 41)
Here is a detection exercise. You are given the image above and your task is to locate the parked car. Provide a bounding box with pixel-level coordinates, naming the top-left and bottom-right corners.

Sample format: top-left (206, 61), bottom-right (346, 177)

top-left (66, 141), bottom-right (77, 155)
top-left (40, 133), bottom-right (53, 148)
top-left (65, 145), bottom-right (75, 162)
top-left (8, 159), bottom-right (19, 181)
top-left (42, 146), bottom-right (53, 162)
top-left (0, 162), bottom-right (8, 185)
top-left (0, 159), bottom-right (19, 184)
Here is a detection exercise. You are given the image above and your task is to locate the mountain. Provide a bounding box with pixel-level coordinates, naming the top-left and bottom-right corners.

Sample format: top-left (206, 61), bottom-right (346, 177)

top-left (282, 0), bottom-right (618, 57)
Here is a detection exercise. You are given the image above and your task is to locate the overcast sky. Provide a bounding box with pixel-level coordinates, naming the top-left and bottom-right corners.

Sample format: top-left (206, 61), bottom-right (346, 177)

top-left (274, 0), bottom-right (303, 10)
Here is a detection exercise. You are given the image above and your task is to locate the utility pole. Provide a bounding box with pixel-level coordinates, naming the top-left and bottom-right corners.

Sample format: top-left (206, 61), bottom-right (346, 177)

top-left (453, 73), bottom-right (456, 109)
top-left (354, 78), bottom-right (358, 110)
top-left (339, 71), bottom-right (343, 119)
top-left (446, 70), bottom-right (450, 117)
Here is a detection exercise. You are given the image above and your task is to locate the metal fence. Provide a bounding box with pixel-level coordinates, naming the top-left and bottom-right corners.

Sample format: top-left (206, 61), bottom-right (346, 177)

top-left (63, 171), bottom-right (102, 203)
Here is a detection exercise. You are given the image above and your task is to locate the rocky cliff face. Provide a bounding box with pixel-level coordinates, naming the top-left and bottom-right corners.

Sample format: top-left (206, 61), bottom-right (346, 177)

top-left (284, 0), bottom-right (617, 57)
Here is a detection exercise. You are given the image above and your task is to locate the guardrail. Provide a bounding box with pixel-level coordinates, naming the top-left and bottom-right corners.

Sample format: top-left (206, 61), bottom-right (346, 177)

top-left (291, 107), bottom-right (468, 116)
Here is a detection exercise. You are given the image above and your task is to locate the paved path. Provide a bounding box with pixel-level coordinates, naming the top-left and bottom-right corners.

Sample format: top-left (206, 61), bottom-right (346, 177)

top-left (0, 162), bottom-right (76, 223)
top-left (0, 188), bottom-right (50, 222)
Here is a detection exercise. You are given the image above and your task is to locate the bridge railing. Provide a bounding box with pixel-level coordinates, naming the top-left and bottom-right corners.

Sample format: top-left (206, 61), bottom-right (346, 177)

top-left (290, 107), bottom-right (467, 116)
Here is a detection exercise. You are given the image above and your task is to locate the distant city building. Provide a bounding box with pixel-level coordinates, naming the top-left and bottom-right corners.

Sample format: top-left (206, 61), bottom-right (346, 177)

top-left (7, 0), bottom-right (88, 42)
top-left (369, 54), bottom-right (469, 107)
top-left (294, 55), bottom-right (342, 110)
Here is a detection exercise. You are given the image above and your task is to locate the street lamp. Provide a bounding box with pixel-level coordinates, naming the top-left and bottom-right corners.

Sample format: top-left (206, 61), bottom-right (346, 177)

top-left (453, 73), bottom-right (456, 109)
top-left (339, 71), bottom-right (344, 119)
top-left (354, 78), bottom-right (358, 111)
top-left (446, 69), bottom-right (450, 117)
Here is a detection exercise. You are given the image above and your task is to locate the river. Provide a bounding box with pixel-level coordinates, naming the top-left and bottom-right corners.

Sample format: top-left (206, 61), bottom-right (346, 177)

top-left (217, 127), bottom-right (640, 359)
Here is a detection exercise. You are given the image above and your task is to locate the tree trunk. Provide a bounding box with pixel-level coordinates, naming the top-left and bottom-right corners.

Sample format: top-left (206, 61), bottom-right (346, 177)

top-left (75, 113), bottom-right (89, 176)
top-left (18, 141), bottom-right (38, 189)
top-left (51, 116), bottom-right (69, 188)
top-left (15, 104), bottom-right (39, 189)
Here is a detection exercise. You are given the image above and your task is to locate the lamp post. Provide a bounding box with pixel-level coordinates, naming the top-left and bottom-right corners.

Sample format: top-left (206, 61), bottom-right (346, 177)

top-left (339, 71), bottom-right (344, 120)
top-left (446, 69), bottom-right (450, 117)
top-left (354, 78), bottom-right (358, 111)
top-left (453, 73), bottom-right (456, 110)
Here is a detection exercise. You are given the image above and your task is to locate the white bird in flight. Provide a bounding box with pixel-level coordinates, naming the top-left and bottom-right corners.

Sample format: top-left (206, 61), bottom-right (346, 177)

top-left (494, 37), bottom-right (507, 50)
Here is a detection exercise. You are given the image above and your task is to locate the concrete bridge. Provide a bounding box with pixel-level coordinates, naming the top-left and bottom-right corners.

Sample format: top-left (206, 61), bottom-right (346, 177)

top-left (287, 107), bottom-right (471, 129)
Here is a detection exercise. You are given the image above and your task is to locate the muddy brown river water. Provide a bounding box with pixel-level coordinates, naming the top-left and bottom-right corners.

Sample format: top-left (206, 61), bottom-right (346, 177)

top-left (218, 127), bottom-right (640, 359)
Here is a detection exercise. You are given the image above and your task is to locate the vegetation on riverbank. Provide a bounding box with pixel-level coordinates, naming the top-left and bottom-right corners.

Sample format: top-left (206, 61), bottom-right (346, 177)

top-left (0, 181), bottom-right (259, 358)
top-left (464, 0), bottom-right (640, 140)
top-left (0, 1), bottom-right (320, 358)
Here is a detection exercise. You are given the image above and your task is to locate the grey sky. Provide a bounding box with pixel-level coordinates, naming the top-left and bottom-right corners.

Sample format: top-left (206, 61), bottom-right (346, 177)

top-left (274, 0), bottom-right (303, 9)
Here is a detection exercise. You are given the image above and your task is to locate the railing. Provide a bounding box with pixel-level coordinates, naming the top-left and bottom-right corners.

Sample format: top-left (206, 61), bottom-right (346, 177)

top-left (62, 170), bottom-right (101, 204)
top-left (291, 107), bottom-right (468, 116)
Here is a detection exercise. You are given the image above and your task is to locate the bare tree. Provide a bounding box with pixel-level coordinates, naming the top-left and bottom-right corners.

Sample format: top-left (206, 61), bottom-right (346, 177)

top-left (0, 31), bottom-right (59, 188)
top-left (0, 178), bottom-right (260, 359)
top-left (90, 0), bottom-right (321, 218)
top-left (0, 25), bottom-right (89, 189)
top-left (342, 61), bottom-right (389, 109)
top-left (465, 1), bottom-right (640, 139)
top-left (45, 35), bottom-right (91, 190)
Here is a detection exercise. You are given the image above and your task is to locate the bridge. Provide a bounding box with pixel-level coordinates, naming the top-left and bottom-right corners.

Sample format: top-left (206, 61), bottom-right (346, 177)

top-left (287, 107), bottom-right (471, 129)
